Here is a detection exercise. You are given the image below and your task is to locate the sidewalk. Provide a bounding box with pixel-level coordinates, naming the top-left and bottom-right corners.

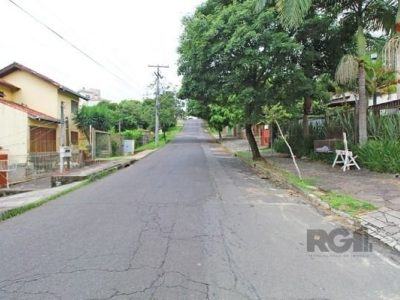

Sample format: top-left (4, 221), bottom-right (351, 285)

top-left (219, 137), bottom-right (400, 252)
top-left (0, 150), bottom-right (155, 216)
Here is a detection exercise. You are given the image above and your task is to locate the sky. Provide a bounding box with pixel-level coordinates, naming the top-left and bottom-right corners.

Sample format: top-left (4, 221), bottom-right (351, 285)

top-left (0, 0), bottom-right (204, 101)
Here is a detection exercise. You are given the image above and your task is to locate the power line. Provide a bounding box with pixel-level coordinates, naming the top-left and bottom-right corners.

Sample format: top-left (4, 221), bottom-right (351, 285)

top-left (33, 0), bottom-right (142, 89)
top-left (7, 0), bottom-right (141, 94)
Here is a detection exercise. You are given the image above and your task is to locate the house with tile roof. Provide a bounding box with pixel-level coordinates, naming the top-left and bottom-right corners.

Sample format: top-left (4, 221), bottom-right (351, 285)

top-left (0, 62), bottom-right (88, 172)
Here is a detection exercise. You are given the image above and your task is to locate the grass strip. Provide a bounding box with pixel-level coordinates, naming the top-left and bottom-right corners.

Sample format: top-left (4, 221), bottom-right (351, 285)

top-left (283, 172), bottom-right (316, 191)
top-left (281, 170), bottom-right (376, 216)
top-left (320, 192), bottom-right (377, 216)
top-left (135, 125), bottom-right (183, 152)
top-left (235, 149), bottom-right (273, 162)
top-left (236, 151), bottom-right (377, 216)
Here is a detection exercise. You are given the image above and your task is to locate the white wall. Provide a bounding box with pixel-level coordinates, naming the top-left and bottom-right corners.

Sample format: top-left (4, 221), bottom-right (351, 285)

top-left (0, 104), bottom-right (28, 162)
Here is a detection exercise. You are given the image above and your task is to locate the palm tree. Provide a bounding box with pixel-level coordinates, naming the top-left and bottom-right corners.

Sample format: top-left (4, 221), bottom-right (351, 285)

top-left (383, 1), bottom-right (400, 97)
top-left (335, 1), bottom-right (395, 144)
top-left (256, 0), bottom-right (312, 29)
top-left (258, 0), bottom-right (396, 144)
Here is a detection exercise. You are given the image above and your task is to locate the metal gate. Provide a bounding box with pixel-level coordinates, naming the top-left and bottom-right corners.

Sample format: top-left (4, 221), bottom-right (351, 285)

top-left (0, 153), bottom-right (8, 188)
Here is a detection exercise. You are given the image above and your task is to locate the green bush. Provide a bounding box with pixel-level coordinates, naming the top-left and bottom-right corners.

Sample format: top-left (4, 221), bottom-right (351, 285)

top-left (286, 122), bottom-right (324, 157)
top-left (111, 140), bottom-right (119, 156)
top-left (122, 129), bottom-right (144, 141)
top-left (368, 114), bottom-right (400, 141)
top-left (325, 108), bottom-right (355, 142)
top-left (273, 137), bottom-right (289, 154)
top-left (357, 140), bottom-right (400, 173)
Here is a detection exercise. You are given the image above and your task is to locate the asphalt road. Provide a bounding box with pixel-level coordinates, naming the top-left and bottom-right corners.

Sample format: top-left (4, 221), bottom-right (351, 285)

top-left (0, 120), bottom-right (400, 300)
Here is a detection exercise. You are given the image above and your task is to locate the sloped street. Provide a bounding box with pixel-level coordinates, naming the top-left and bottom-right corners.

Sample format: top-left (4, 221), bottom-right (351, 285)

top-left (0, 120), bottom-right (399, 300)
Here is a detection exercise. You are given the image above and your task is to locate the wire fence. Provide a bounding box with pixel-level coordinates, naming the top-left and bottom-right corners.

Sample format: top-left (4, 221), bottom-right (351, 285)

top-left (0, 151), bottom-right (85, 187)
top-left (0, 128), bottom-right (122, 188)
top-left (94, 131), bottom-right (112, 158)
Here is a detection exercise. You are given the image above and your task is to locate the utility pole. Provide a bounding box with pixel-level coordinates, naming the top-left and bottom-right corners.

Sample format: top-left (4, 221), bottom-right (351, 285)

top-left (60, 102), bottom-right (65, 173)
top-left (148, 64), bottom-right (169, 147)
top-left (65, 117), bottom-right (70, 170)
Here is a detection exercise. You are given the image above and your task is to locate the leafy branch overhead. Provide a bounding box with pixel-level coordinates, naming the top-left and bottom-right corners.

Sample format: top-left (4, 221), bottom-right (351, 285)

top-left (263, 103), bottom-right (292, 124)
top-left (179, 0), bottom-right (398, 159)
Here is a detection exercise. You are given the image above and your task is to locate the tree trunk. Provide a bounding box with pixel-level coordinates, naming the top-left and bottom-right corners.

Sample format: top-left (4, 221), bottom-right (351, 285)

top-left (218, 130), bottom-right (222, 141)
top-left (358, 62), bottom-right (368, 144)
top-left (245, 124), bottom-right (261, 160)
top-left (302, 95), bottom-right (312, 138)
top-left (396, 2), bottom-right (400, 98)
top-left (353, 94), bottom-right (359, 144)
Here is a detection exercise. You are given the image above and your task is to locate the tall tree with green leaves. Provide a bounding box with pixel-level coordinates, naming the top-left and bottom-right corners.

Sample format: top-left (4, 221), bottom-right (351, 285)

top-left (208, 103), bottom-right (242, 140)
top-left (74, 105), bottom-right (117, 139)
top-left (291, 5), bottom-right (354, 137)
top-left (186, 99), bottom-right (209, 119)
top-left (159, 91), bottom-right (181, 138)
top-left (383, 0), bottom-right (400, 97)
top-left (257, 0), bottom-right (396, 144)
top-left (140, 92), bottom-right (181, 136)
top-left (178, 0), bottom-right (300, 160)
top-left (334, 1), bottom-right (396, 144)
top-left (117, 100), bottom-right (143, 131)
top-left (256, 0), bottom-right (313, 29)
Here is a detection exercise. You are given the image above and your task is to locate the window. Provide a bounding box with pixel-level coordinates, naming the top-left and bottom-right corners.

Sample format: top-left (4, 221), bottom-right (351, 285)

top-left (71, 100), bottom-right (79, 114)
top-left (71, 131), bottom-right (79, 145)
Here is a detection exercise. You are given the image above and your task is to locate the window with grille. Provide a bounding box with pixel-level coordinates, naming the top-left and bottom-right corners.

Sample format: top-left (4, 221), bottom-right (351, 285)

top-left (71, 100), bottom-right (79, 114)
top-left (71, 131), bottom-right (79, 145)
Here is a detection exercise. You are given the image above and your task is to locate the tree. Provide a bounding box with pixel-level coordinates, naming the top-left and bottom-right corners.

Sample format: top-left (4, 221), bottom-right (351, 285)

top-left (208, 103), bottom-right (241, 140)
top-left (159, 91), bottom-right (180, 138)
top-left (334, 1), bottom-right (396, 144)
top-left (140, 98), bottom-right (155, 130)
top-left (258, 0), bottom-right (396, 144)
top-left (263, 103), bottom-right (302, 179)
top-left (140, 92), bottom-right (181, 137)
top-left (365, 58), bottom-right (396, 103)
top-left (179, 0), bottom-right (300, 160)
top-left (256, 0), bottom-right (313, 29)
top-left (383, 0), bottom-right (400, 97)
top-left (74, 105), bottom-right (117, 139)
top-left (186, 99), bottom-right (209, 119)
top-left (117, 100), bottom-right (143, 131)
top-left (292, 6), bottom-right (354, 137)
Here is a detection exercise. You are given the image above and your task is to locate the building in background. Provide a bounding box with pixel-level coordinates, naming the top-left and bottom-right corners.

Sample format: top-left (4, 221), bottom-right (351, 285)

top-left (78, 87), bottom-right (101, 106)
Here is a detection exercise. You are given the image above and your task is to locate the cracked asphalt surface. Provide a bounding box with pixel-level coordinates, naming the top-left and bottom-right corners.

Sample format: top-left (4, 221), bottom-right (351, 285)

top-left (1, 120), bottom-right (400, 300)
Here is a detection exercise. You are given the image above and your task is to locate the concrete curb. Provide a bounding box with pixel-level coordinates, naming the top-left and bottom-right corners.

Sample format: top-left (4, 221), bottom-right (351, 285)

top-left (252, 159), bottom-right (400, 253)
top-left (51, 159), bottom-right (135, 187)
top-left (51, 150), bottom-right (156, 187)
top-left (0, 181), bottom-right (84, 218)
top-left (240, 156), bottom-right (358, 226)
top-left (0, 150), bottom-right (156, 221)
top-left (214, 137), bottom-right (399, 253)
